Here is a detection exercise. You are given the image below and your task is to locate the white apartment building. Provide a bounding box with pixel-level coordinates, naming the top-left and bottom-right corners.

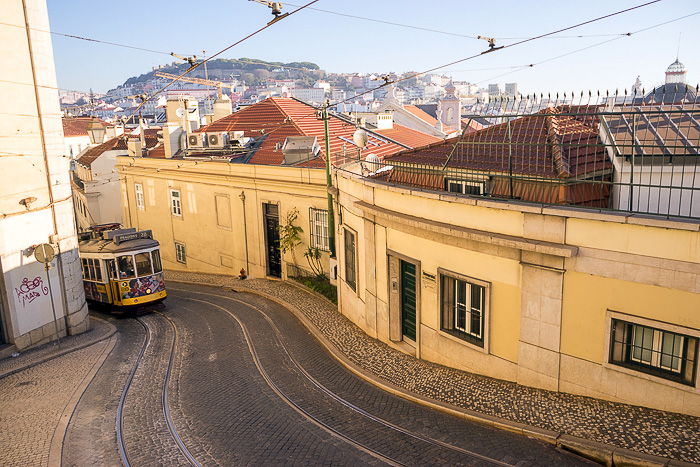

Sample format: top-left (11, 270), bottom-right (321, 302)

top-left (0, 0), bottom-right (90, 353)
top-left (291, 87), bottom-right (325, 104)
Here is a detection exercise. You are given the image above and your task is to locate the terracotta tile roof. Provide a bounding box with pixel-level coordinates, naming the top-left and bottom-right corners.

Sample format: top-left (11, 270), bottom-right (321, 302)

top-left (387, 105), bottom-right (611, 180)
top-left (374, 124), bottom-right (442, 149)
top-left (196, 97), bottom-right (407, 166)
top-left (62, 117), bottom-right (112, 137)
top-left (76, 137), bottom-right (124, 167)
top-left (403, 105), bottom-right (438, 126)
top-left (76, 134), bottom-right (159, 167)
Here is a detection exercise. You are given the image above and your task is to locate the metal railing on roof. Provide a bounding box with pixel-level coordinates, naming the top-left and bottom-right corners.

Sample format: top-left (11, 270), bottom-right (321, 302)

top-left (336, 87), bottom-right (700, 220)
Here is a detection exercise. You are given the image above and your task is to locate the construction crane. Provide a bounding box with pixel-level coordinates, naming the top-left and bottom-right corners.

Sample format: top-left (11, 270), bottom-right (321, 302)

top-left (154, 71), bottom-right (233, 99)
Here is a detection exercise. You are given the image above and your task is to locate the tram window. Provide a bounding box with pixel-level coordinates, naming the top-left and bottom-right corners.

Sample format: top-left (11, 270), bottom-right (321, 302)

top-left (151, 250), bottom-right (162, 273)
top-left (90, 259), bottom-right (102, 281)
top-left (135, 252), bottom-right (153, 277)
top-left (118, 255), bottom-right (136, 279)
top-left (107, 260), bottom-right (118, 280)
top-left (81, 258), bottom-right (90, 280)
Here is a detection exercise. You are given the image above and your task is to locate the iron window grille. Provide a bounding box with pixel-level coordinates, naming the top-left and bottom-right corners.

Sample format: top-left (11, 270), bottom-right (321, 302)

top-left (610, 318), bottom-right (698, 386)
top-left (440, 274), bottom-right (486, 347)
top-left (344, 229), bottom-right (356, 291)
top-left (135, 183), bottom-right (145, 211)
top-left (309, 208), bottom-right (330, 251)
top-left (175, 243), bottom-right (186, 264)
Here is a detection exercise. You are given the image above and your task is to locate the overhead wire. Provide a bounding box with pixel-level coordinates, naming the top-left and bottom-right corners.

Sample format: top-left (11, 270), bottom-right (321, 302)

top-left (283, 3), bottom-right (638, 40)
top-left (472, 10), bottom-right (700, 88)
top-left (121, 0), bottom-right (320, 125)
top-left (225, 0), bottom-right (665, 145)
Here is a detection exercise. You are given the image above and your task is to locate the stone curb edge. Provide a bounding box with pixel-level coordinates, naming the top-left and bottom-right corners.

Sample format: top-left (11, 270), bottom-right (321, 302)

top-left (0, 317), bottom-right (117, 380)
top-left (166, 278), bottom-right (699, 467)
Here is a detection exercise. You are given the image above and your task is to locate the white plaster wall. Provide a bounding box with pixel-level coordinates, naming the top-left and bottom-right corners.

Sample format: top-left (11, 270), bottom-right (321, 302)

top-left (0, 0), bottom-right (88, 346)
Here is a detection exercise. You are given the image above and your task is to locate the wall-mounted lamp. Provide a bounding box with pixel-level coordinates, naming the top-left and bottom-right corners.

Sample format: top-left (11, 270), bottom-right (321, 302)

top-left (239, 191), bottom-right (245, 201)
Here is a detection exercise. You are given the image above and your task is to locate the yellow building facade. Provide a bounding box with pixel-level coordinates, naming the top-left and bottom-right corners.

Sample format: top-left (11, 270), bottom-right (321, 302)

top-left (118, 156), bottom-right (332, 281)
top-left (335, 163), bottom-right (700, 417)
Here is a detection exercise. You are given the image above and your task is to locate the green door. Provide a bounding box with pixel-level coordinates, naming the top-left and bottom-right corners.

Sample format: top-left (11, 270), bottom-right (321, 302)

top-left (401, 260), bottom-right (416, 341)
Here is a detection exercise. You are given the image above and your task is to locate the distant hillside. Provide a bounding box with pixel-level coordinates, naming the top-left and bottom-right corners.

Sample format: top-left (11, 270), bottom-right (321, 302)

top-left (121, 58), bottom-right (328, 88)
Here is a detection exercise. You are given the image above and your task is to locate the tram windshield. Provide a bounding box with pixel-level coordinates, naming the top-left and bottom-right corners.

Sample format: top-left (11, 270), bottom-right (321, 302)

top-left (152, 250), bottom-right (162, 273)
top-left (117, 255), bottom-right (135, 279)
top-left (117, 250), bottom-right (161, 279)
top-left (135, 252), bottom-right (153, 276)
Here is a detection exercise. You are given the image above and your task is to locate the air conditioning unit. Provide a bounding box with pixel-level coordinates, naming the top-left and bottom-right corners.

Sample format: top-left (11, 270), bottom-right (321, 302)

top-left (188, 133), bottom-right (204, 148)
top-left (207, 132), bottom-right (227, 148)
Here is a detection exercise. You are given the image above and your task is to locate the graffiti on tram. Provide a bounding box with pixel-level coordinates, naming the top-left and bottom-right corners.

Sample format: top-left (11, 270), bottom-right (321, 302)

top-left (84, 281), bottom-right (109, 303)
top-left (121, 272), bottom-right (165, 300)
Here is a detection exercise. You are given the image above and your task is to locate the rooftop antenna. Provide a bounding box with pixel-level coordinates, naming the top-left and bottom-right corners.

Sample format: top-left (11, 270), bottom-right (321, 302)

top-left (677, 32), bottom-right (681, 60)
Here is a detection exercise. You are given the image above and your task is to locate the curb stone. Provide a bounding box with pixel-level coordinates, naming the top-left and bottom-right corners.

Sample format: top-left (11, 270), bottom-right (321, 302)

top-left (0, 316), bottom-right (117, 380)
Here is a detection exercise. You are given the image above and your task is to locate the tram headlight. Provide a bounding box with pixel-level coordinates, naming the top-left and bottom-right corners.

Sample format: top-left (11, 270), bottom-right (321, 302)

top-left (146, 288), bottom-right (152, 294)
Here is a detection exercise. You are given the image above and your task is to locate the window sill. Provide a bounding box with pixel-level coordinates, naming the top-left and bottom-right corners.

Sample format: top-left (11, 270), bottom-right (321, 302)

top-left (438, 329), bottom-right (488, 355)
top-left (602, 361), bottom-right (698, 392)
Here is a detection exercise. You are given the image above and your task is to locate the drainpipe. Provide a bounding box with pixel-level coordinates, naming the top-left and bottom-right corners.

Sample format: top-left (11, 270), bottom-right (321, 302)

top-left (322, 102), bottom-right (337, 258)
top-left (239, 191), bottom-right (249, 274)
top-left (23, 0), bottom-right (69, 331)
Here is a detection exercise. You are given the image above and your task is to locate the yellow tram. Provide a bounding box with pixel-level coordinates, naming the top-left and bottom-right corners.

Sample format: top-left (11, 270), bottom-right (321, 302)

top-left (79, 224), bottom-right (166, 312)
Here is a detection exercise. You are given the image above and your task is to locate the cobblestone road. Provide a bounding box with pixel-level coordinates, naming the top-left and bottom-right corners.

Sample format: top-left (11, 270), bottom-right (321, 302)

top-left (6, 277), bottom-right (687, 466)
top-left (164, 284), bottom-right (595, 466)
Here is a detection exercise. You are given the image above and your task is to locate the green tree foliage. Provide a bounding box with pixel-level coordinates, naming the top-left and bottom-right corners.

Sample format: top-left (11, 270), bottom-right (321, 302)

top-left (278, 208), bottom-right (303, 266)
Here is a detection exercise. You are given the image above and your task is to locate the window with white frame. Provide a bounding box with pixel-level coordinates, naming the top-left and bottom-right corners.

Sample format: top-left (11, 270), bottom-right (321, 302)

top-left (445, 179), bottom-right (486, 196)
top-left (175, 242), bottom-right (186, 264)
top-left (170, 189), bottom-right (182, 216)
top-left (610, 318), bottom-right (698, 386)
top-left (440, 272), bottom-right (488, 347)
top-left (309, 208), bottom-right (329, 251)
top-left (135, 183), bottom-right (145, 211)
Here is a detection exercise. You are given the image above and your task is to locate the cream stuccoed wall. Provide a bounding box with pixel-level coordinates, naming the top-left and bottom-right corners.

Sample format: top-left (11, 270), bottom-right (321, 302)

top-left (0, 0), bottom-right (89, 351)
top-left (335, 165), bottom-right (700, 416)
top-left (117, 157), bottom-right (331, 280)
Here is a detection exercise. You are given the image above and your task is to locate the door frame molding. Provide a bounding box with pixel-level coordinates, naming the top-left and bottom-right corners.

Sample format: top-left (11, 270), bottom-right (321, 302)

top-left (387, 249), bottom-right (421, 353)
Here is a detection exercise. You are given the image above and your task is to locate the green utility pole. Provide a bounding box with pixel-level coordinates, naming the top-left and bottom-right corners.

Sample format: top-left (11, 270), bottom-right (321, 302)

top-left (321, 102), bottom-right (336, 258)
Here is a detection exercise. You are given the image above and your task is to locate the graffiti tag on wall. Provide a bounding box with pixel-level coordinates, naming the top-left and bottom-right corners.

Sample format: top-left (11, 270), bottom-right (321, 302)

top-left (14, 276), bottom-right (49, 308)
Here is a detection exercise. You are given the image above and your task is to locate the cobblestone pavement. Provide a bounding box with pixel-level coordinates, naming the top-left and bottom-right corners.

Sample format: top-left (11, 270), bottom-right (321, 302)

top-left (61, 314), bottom-right (144, 467)
top-left (0, 318), bottom-right (115, 467)
top-left (165, 287), bottom-right (594, 466)
top-left (165, 271), bottom-right (700, 465)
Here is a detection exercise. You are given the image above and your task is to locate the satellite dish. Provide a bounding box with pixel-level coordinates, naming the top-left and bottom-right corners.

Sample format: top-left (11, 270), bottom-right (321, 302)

top-left (363, 153), bottom-right (380, 173)
top-left (175, 107), bottom-right (185, 118)
top-left (353, 129), bottom-right (368, 148)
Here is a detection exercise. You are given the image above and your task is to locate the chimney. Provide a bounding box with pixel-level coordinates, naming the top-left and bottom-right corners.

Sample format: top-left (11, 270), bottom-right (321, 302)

top-left (213, 95), bottom-right (232, 123)
top-left (127, 139), bottom-right (142, 158)
top-left (162, 122), bottom-right (183, 159)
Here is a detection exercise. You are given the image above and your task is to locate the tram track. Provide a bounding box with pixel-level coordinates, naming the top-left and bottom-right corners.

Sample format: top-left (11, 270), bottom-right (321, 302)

top-left (116, 315), bottom-right (200, 467)
top-left (170, 286), bottom-right (516, 467)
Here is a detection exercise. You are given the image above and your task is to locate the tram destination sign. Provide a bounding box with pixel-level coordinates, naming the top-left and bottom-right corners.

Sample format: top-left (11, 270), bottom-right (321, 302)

top-left (113, 230), bottom-right (153, 245)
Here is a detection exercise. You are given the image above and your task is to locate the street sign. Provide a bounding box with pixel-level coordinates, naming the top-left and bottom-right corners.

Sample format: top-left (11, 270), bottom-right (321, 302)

top-left (34, 243), bottom-right (55, 264)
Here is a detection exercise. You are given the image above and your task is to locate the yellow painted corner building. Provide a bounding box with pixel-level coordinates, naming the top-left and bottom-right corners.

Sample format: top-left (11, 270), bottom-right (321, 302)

top-left (334, 164), bottom-right (700, 417)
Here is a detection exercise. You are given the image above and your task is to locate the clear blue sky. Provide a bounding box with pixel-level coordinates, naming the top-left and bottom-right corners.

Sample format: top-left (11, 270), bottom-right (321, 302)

top-left (47, 0), bottom-right (699, 96)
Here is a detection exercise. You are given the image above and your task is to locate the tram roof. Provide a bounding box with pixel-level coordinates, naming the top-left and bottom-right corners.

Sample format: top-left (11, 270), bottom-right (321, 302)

top-left (79, 237), bottom-right (159, 254)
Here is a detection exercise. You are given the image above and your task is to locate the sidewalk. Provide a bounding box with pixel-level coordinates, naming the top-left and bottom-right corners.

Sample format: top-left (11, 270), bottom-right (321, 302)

top-left (0, 317), bottom-right (116, 467)
top-left (0, 317), bottom-right (116, 379)
top-left (166, 271), bottom-right (700, 467)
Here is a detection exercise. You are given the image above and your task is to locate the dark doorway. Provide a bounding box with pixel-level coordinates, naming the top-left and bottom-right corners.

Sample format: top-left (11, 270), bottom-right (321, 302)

top-left (400, 260), bottom-right (417, 341)
top-left (264, 203), bottom-right (281, 278)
